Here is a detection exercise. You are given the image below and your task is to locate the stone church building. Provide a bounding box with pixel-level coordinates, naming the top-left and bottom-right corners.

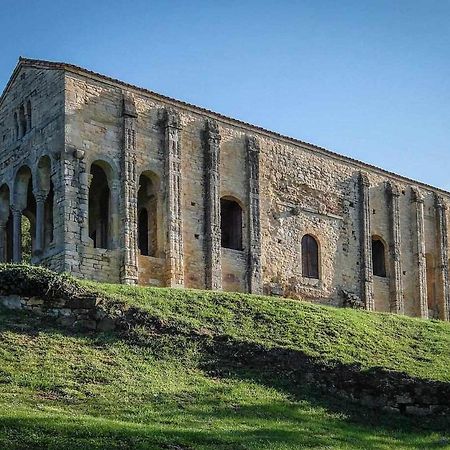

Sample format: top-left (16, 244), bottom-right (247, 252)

top-left (0, 58), bottom-right (449, 321)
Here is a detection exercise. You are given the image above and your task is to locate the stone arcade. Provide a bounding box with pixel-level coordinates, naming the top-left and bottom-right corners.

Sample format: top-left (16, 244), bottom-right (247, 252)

top-left (0, 58), bottom-right (449, 321)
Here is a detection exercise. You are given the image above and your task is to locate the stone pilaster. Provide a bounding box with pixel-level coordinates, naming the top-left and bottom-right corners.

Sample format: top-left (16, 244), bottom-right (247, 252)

top-left (435, 194), bottom-right (450, 321)
top-left (110, 180), bottom-right (120, 249)
top-left (246, 135), bottom-right (263, 294)
top-left (76, 150), bottom-right (90, 245)
top-left (164, 108), bottom-right (184, 287)
top-left (204, 118), bottom-right (222, 290)
top-left (120, 94), bottom-right (138, 284)
top-left (61, 148), bottom-right (82, 273)
top-left (358, 172), bottom-right (374, 310)
top-left (411, 187), bottom-right (428, 318)
top-left (386, 181), bottom-right (404, 314)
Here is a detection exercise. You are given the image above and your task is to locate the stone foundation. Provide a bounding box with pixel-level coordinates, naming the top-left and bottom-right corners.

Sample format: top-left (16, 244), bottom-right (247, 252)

top-left (0, 294), bottom-right (115, 331)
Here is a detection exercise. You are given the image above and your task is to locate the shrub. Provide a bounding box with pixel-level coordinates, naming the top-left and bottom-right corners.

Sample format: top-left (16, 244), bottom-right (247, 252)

top-left (0, 264), bottom-right (86, 300)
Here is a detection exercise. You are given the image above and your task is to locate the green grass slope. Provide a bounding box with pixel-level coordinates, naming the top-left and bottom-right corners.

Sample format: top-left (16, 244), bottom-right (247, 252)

top-left (0, 275), bottom-right (449, 449)
top-left (86, 282), bottom-right (450, 382)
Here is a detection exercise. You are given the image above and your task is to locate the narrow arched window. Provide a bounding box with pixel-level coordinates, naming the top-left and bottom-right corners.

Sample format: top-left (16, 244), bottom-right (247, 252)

top-left (137, 173), bottom-right (159, 257)
top-left (89, 163), bottom-right (111, 249)
top-left (19, 105), bottom-right (27, 136)
top-left (302, 234), bottom-right (319, 279)
top-left (26, 100), bottom-right (32, 131)
top-left (372, 237), bottom-right (386, 277)
top-left (220, 198), bottom-right (243, 250)
top-left (13, 112), bottom-right (19, 140)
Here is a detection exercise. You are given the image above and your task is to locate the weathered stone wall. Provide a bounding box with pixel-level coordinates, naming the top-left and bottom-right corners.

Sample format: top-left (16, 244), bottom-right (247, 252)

top-left (1, 59), bottom-right (450, 322)
top-left (0, 65), bottom-right (65, 270)
top-left (63, 71), bottom-right (252, 291)
top-left (52, 67), bottom-right (450, 320)
top-left (259, 140), bottom-right (359, 304)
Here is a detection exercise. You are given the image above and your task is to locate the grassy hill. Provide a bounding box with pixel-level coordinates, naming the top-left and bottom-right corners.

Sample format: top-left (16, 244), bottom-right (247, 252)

top-left (0, 267), bottom-right (449, 449)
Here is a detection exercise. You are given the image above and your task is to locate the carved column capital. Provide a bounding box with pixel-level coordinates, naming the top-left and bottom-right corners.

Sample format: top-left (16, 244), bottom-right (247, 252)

top-left (411, 186), bottom-right (424, 203)
top-left (110, 180), bottom-right (121, 192)
top-left (73, 148), bottom-right (85, 160)
top-left (122, 93), bottom-right (138, 118)
top-left (164, 108), bottom-right (182, 130)
top-left (206, 118), bottom-right (221, 143)
top-left (33, 190), bottom-right (48, 203)
top-left (359, 171), bottom-right (370, 188)
top-left (247, 135), bottom-right (260, 153)
top-left (10, 205), bottom-right (22, 216)
top-left (386, 180), bottom-right (400, 197)
top-left (435, 194), bottom-right (447, 211)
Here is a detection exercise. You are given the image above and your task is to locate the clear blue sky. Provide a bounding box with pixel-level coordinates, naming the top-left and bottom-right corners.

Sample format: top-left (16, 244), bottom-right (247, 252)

top-left (1, 0), bottom-right (449, 189)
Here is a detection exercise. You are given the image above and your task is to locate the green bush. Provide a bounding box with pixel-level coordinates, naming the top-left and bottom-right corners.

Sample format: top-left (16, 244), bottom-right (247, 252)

top-left (0, 264), bottom-right (87, 300)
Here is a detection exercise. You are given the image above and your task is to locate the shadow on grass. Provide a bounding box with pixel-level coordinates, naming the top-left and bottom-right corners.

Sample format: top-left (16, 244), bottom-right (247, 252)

top-left (0, 406), bottom-right (447, 450)
top-left (0, 308), bottom-right (448, 450)
top-left (200, 335), bottom-right (450, 432)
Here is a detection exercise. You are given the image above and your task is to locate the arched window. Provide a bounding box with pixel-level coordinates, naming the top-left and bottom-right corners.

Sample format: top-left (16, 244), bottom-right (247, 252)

top-left (137, 173), bottom-right (159, 257)
top-left (372, 237), bottom-right (386, 277)
top-left (13, 166), bottom-right (36, 262)
top-left (220, 198), bottom-right (242, 250)
top-left (89, 163), bottom-right (111, 249)
top-left (13, 112), bottom-right (19, 140)
top-left (26, 100), bottom-right (32, 131)
top-left (19, 105), bottom-right (27, 137)
top-left (301, 234), bottom-right (319, 279)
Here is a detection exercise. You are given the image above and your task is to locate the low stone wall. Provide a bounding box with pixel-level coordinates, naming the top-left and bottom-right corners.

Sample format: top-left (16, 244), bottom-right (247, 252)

top-left (207, 337), bottom-right (450, 417)
top-left (304, 361), bottom-right (450, 416)
top-left (0, 294), bottom-right (117, 331)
